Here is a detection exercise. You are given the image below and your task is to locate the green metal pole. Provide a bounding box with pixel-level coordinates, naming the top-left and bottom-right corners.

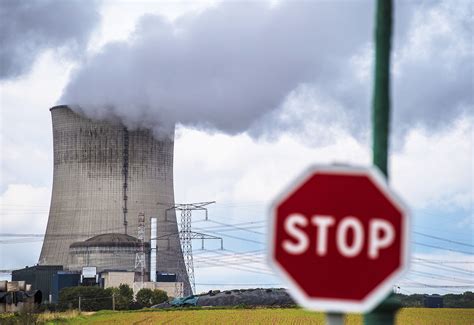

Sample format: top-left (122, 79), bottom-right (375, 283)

top-left (372, 0), bottom-right (392, 179)
top-left (365, 0), bottom-right (401, 324)
top-left (364, 293), bottom-right (401, 324)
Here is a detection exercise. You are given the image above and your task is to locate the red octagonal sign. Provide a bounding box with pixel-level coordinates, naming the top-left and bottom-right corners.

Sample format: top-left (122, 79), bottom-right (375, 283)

top-left (268, 165), bottom-right (410, 313)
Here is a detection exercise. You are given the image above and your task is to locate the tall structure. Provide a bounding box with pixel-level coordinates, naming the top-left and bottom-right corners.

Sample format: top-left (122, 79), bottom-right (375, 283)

top-left (166, 202), bottom-right (216, 294)
top-left (39, 105), bottom-right (190, 293)
top-left (135, 212), bottom-right (146, 284)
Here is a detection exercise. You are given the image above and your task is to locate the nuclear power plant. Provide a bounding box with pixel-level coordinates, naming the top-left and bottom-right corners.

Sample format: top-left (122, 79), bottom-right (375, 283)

top-left (12, 105), bottom-right (192, 299)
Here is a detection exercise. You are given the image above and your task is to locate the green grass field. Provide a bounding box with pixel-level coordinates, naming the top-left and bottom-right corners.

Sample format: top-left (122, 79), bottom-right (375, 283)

top-left (35, 308), bottom-right (474, 325)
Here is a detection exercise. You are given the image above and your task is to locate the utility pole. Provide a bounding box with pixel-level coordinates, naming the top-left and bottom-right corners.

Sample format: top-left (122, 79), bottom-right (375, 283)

top-left (365, 0), bottom-right (401, 324)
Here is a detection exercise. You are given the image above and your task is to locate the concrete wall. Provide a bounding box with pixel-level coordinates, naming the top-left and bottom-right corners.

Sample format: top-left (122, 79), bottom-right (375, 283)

top-left (39, 106), bottom-right (190, 294)
top-left (69, 246), bottom-right (148, 273)
top-left (101, 272), bottom-right (135, 289)
top-left (134, 281), bottom-right (183, 298)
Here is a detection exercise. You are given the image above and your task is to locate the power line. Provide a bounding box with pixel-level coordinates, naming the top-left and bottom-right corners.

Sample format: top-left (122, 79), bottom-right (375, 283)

top-left (414, 231), bottom-right (474, 248)
top-left (194, 250), bottom-right (270, 271)
top-left (413, 259), bottom-right (473, 275)
top-left (193, 248), bottom-right (265, 258)
top-left (0, 238), bottom-right (44, 244)
top-left (205, 220), bottom-right (264, 235)
top-left (414, 225), bottom-right (471, 238)
top-left (195, 256), bottom-right (267, 270)
top-left (193, 225), bottom-right (265, 235)
top-left (413, 242), bottom-right (473, 255)
top-left (196, 230), bottom-right (264, 245)
top-left (397, 287), bottom-right (415, 295)
top-left (194, 219), bottom-right (265, 228)
top-left (400, 283), bottom-right (474, 289)
top-left (0, 220), bottom-right (264, 238)
top-left (413, 257), bottom-right (474, 264)
top-left (194, 259), bottom-right (273, 276)
top-left (408, 270), bottom-right (473, 284)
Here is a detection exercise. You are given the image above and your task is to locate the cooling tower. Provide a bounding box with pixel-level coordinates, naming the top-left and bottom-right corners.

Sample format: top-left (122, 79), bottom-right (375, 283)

top-left (39, 105), bottom-right (191, 294)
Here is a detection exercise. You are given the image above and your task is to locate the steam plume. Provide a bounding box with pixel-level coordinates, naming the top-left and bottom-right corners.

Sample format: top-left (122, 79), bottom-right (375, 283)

top-left (61, 1), bottom-right (472, 138)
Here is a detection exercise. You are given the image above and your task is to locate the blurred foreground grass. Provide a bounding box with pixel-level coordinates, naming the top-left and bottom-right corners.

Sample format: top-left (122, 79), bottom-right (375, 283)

top-left (32, 307), bottom-right (474, 324)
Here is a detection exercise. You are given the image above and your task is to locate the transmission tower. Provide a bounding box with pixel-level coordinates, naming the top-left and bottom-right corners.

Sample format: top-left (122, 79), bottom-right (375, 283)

top-left (134, 212), bottom-right (146, 287)
top-left (164, 201), bottom-right (218, 295)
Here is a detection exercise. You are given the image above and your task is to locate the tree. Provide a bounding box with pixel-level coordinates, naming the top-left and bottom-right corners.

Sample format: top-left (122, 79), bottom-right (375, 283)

top-left (136, 288), bottom-right (168, 307)
top-left (395, 292), bottom-right (474, 308)
top-left (58, 286), bottom-right (112, 311)
top-left (105, 284), bottom-right (134, 310)
top-left (444, 291), bottom-right (474, 308)
top-left (151, 289), bottom-right (168, 305)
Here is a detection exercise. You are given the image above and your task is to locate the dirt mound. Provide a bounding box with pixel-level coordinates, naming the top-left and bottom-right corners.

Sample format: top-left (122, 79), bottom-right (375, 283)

top-left (197, 288), bottom-right (294, 307)
top-left (152, 288), bottom-right (295, 308)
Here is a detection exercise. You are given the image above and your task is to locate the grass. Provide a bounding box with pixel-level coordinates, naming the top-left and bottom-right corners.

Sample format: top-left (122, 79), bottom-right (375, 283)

top-left (39, 310), bottom-right (93, 322)
top-left (396, 308), bottom-right (474, 325)
top-left (34, 307), bottom-right (474, 325)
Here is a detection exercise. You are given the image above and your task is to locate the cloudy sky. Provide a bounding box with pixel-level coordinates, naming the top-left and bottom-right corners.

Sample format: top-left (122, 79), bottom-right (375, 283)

top-left (0, 0), bottom-right (472, 295)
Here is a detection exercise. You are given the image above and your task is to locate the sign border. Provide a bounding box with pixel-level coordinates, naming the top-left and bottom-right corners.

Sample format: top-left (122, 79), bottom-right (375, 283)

top-left (267, 164), bottom-right (411, 313)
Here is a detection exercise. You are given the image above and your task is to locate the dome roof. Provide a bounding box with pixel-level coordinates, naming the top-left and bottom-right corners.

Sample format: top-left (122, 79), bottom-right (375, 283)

top-left (70, 233), bottom-right (150, 248)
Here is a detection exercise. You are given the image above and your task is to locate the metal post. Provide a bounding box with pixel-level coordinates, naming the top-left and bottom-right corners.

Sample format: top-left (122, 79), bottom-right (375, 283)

top-left (150, 217), bottom-right (157, 282)
top-left (364, 294), bottom-right (401, 324)
top-left (326, 313), bottom-right (344, 325)
top-left (78, 296), bottom-right (81, 312)
top-left (372, 0), bottom-right (392, 179)
top-left (112, 293), bottom-right (115, 311)
top-left (365, 0), bottom-right (401, 324)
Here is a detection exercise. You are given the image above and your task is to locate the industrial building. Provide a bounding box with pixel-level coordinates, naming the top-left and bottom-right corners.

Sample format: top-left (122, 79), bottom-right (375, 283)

top-left (22, 105), bottom-right (191, 298)
top-left (12, 265), bottom-right (63, 301)
top-left (68, 233), bottom-right (150, 273)
top-left (423, 294), bottom-right (444, 308)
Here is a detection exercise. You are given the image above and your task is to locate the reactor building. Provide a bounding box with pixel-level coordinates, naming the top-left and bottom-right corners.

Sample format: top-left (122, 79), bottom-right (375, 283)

top-left (38, 105), bottom-right (190, 295)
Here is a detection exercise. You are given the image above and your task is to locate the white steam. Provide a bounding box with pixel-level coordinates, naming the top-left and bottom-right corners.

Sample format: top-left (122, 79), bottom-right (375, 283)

top-left (61, 1), bottom-right (372, 136)
top-left (60, 0), bottom-right (472, 139)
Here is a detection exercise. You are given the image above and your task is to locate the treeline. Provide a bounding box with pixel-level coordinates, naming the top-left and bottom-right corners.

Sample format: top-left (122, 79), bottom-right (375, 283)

top-left (43, 284), bottom-right (168, 311)
top-left (395, 291), bottom-right (474, 308)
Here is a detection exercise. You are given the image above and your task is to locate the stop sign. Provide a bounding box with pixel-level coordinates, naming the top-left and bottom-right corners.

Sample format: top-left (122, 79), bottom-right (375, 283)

top-left (268, 165), bottom-right (410, 313)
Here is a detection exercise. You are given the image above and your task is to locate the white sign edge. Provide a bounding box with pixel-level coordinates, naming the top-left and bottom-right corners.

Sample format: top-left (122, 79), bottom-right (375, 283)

top-left (266, 163), bottom-right (411, 313)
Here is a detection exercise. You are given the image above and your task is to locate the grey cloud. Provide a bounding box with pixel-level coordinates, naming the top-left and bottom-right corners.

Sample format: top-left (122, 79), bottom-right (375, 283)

top-left (60, 0), bottom-right (472, 140)
top-left (0, 0), bottom-right (100, 79)
top-left (391, 0), bottom-right (473, 136)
